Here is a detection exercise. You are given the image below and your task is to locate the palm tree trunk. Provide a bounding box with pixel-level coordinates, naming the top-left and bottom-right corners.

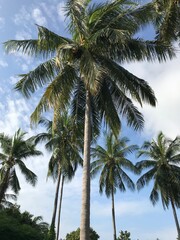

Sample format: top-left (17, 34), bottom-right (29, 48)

top-left (56, 175), bottom-right (65, 240)
top-left (170, 197), bottom-right (180, 240)
top-left (111, 187), bottom-right (117, 240)
top-left (51, 168), bottom-right (61, 228)
top-left (0, 168), bottom-right (10, 203)
top-left (80, 89), bottom-right (91, 240)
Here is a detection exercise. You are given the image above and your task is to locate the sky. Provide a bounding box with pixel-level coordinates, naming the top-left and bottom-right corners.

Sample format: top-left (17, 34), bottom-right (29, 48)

top-left (0, 0), bottom-right (180, 240)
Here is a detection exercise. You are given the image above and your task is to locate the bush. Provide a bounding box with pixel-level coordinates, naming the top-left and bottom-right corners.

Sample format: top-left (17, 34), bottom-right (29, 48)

top-left (0, 205), bottom-right (49, 240)
top-left (66, 227), bottom-right (99, 240)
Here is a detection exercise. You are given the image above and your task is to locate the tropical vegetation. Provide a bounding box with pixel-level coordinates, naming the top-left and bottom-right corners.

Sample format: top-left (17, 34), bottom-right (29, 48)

top-left (0, 129), bottom-right (42, 203)
top-left (91, 132), bottom-right (137, 240)
top-left (0, 205), bottom-right (49, 240)
top-left (35, 111), bottom-right (83, 240)
top-left (66, 227), bottom-right (99, 240)
top-left (136, 132), bottom-right (180, 239)
top-left (4, 0), bottom-right (175, 238)
top-left (1, 0), bottom-right (180, 239)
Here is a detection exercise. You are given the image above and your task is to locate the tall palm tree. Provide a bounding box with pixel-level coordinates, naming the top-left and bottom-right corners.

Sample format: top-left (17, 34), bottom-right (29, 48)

top-left (91, 133), bottom-right (138, 240)
top-left (36, 112), bottom-right (83, 240)
top-left (4, 1), bottom-right (175, 239)
top-left (0, 129), bottom-right (42, 203)
top-left (136, 132), bottom-right (180, 240)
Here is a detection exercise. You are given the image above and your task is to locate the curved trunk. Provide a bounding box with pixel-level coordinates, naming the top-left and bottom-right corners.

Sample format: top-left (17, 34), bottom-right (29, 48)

top-left (0, 168), bottom-right (10, 203)
top-left (51, 168), bottom-right (61, 228)
top-left (170, 197), bottom-right (180, 240)
top-left (80, 89), bottom-right (91, 240)
top-left (111, 187), bottom-right (117, 240)
top-left (56, 175), bottom-right (65, 240)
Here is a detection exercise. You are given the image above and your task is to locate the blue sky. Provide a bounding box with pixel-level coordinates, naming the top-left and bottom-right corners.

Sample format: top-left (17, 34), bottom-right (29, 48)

top-left (0, 1), bottom-right (180, 240)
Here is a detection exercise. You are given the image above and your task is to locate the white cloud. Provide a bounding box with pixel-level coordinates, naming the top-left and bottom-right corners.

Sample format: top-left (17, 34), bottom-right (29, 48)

top-left (14, 6), bottom-right (31, 25)
top-left (124, 53), bottom-right (180, 139)
top-left (32, 8), bottom-right (47, 26)
top-left (0, 59), bottom-right (8, 68)
top-left (0, 102), bottom-right (5, 111)
top-left (0, 98), bottom-right (32, 134)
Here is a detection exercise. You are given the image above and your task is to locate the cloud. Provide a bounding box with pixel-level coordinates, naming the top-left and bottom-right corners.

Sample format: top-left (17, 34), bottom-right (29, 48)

top-left (0, 59), bottom-right (8, 68)
top-left (0, 98), bottom-right (32, 134)
top-left (123, 53), bottom-right (180, 139)
top-left (14, 6), bottom-right (32, 25)
top-left (32, 8), bottom-right (47, 26)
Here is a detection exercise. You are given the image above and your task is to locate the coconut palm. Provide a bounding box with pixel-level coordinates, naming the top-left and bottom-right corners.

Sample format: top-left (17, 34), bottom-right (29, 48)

top-left (136, 132), bottom-right (180, 239)
top-left (36, 112), bottom-right (83, 240)
top-left (0, 129), bottom-right (42, 203)
top-left (91, 132), bottom-right (138, 240)
top-left (4, 1), bottom-right (175, 239)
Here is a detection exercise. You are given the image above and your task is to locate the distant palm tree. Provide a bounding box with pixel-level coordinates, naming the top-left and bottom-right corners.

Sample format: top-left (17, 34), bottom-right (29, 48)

top-left (91, 133), bottom-right (137, 240)
top-left (136, 132), bottom-right (180, 239)
top-left (36, 111), bottom-right (83, 240)
top-left (4, 1), bottom-right (174, 239)
top-left (0, 129), bottom-right (42, 203)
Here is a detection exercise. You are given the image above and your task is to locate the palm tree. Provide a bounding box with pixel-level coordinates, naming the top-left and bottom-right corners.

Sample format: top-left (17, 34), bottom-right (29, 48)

top-left (91, 132), bottom-right (137, 240)
top-left (4, 1), bottom-right (175, 239)
top-left (153, 0), bottom-right (180, 43)
top-left (136, 132), bottom-right (180, 240)
top-left (36, 112), bottom-right (83, 240)
top-left (0, 129), bottom-right (42, 203)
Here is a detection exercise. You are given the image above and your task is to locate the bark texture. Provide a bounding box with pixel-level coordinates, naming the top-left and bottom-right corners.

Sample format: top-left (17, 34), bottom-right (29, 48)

top-left (80, 90), bottom-right (91, 240)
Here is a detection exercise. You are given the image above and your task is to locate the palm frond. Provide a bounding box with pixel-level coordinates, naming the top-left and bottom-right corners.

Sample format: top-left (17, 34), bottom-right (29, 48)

top-left (9, 169), bottom-right (21, 194)
top-left (17, 160), bottom-right (37, 186)
top-left (15, 58), bottom-right (59, 98)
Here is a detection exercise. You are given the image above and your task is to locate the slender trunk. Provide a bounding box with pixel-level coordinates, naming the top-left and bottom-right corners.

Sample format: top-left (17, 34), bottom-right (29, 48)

top-left (56, 175), bottom-right (65, 240)
top-left (0, 168), bottom-right (10, 203)
top-left (111, 187), bottom-right (117, 240)
top-left (51, 168), bottom-right (61, 227)
top-left (170, 197), bottom-right (180, 240)
top-left (80, 89), bottom-right (91, 240)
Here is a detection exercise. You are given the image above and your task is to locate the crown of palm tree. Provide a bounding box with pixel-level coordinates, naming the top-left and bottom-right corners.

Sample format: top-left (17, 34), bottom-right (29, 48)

top-left (4, 0), bottom-right (175, 133)
top-left (136, 132), bottom-right (180, 208)
top-left (0, 129), bottom-right (42, 203)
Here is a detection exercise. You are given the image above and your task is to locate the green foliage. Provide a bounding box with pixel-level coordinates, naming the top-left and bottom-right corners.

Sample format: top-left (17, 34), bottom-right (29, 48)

top-left (136, 132), bottom-right (180, 208)
top-left (0, 129), bottom-right (42, 202)
top-left (91, 132), bottom-right (138, 197)
top-left (0, 205), bottom-right (49, 240)
top-left (46, 224), bottom-right (56, 240)
top-left (66, 227), bottom-right (99, 240)
top-left (117, 230), bottom-right (131, 240)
